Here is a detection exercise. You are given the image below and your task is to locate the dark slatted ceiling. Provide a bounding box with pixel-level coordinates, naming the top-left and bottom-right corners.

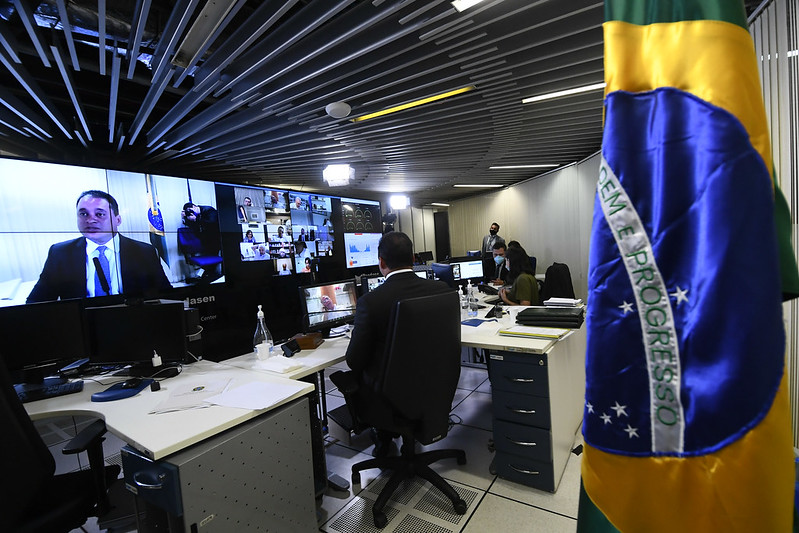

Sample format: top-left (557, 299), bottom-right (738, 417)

top-left (0, 0), bottom-right (765, 206)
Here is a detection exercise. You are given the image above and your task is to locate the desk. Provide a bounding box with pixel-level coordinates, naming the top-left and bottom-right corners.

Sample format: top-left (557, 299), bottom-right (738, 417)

top-left (461, 298), bottom-right (586, 492)
top-left (219, 336), bottom-right (350, 493)
top-left (25, 360), bottom-right (319, 532)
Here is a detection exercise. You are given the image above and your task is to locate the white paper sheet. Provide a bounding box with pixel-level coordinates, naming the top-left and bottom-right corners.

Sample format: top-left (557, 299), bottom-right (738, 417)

top-left (203, 380), bottom-right (303, 410)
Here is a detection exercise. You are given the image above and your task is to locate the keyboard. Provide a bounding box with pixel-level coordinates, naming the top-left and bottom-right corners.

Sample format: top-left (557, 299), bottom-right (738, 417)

top-left (16, 380), bottom-right (84, 404)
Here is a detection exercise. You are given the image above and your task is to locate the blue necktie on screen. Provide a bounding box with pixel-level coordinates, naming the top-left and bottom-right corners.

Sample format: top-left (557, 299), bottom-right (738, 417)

top-left (95, 245), bottom-right (111, 296)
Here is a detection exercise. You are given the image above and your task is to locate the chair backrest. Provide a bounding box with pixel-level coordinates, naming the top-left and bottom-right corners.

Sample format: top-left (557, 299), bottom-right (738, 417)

top-left (0, 362), bottom-right (56, 524)
top-left (430, 262), bottom-right (455, 288)
top-left (177, 226), bottom-right (203, 256)
top-left (540, 262), bottom-right (575, 301)
top-left (378, 291), bottom-right (461, 445)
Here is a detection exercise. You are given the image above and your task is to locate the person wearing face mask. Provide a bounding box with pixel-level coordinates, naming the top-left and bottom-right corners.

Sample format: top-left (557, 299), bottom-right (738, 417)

top-left (498, 245), bottom-right (539, 306)
top-left (481, 222), bottom-right (505, 280)
top-left (489, 242), bottom-right (508, 285)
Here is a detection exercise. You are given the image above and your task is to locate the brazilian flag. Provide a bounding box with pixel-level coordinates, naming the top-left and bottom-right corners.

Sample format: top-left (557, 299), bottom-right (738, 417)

top-left (579, 1), bottom-right (799, 531)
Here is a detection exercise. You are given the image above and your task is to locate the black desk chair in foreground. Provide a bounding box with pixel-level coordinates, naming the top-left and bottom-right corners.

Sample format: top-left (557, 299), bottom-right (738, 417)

top-left (1, 362), bottom-right (120, 533)
top-left (330, 291), bottom-right (467, 528)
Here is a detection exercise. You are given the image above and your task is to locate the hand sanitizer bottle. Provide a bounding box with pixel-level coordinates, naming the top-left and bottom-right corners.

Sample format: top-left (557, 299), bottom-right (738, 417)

top-left (253, 305), bottom-right (274, 359)
top-left (467, 280), bottom-right (478, 317)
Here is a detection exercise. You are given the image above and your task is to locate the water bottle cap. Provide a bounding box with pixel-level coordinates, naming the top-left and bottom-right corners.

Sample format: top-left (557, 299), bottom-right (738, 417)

top-left (257, 304), bottom-right (264, 318)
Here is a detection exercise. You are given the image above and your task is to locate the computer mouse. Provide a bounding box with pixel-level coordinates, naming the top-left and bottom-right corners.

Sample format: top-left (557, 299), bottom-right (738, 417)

top-left (121, 378), bottom-right (143, 389)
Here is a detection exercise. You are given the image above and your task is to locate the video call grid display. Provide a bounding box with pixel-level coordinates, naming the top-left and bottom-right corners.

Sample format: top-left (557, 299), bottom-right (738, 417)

top-left (0, 157), bottom-right (381, 308)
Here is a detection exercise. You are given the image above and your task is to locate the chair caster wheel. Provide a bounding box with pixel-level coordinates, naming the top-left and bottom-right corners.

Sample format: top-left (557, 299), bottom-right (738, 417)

top-left (454, 499), bottom-right (467, 514)
top-left (373, 510), bottom-right (387, 528)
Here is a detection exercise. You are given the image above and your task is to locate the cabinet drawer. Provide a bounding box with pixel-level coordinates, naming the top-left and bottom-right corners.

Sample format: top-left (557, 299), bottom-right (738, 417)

top-left (493, 420), bottom-right (552, 462)
top-left (489, 359), bottom-right (549, 396)
top-left (494, 451), bottom-right (555, 492)
top-left (492, 390), bottom-right (550, 428)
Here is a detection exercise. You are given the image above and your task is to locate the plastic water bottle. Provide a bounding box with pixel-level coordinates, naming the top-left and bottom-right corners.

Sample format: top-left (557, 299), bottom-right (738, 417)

top-left (467, 281), bottom-right (478, 317)
top-left (253, 305), bottom-right (274, 359)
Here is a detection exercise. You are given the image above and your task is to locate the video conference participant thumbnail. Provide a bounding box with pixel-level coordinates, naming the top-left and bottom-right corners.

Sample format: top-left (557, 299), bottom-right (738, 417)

top-left (26, 190), bottom-right (172, 303)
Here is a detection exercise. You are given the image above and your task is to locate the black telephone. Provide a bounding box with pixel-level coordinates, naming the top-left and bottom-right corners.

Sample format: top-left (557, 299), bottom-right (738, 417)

top-left (281, 339), bottom-right (301, 357)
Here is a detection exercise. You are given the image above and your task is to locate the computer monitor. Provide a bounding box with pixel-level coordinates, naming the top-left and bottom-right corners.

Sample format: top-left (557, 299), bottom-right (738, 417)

top-left (85, 300), bottom-right (187, 373)
top-left (299, 279), bottom-right (358, 337)
top-left (430, 263), bottom-right (455, 288)
top-left (415, 251), bottom-right (434, 263)
top-left (0, 299), bottom-right (88, 385)
top-left (364, 275), bottom-right (386, 293)
top-left (450, 257), bottom-right (485, 285)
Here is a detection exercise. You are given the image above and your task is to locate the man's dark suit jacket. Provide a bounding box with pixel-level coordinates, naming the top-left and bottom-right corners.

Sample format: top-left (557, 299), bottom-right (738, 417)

top-left (26, 235), bottom-right (172, 303)
top-left (345, 271), bottom-right (452, 413)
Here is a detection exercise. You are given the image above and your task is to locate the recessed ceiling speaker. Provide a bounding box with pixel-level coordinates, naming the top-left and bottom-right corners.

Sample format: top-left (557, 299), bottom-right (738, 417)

top-left (325, 101), bottom-right (352, 119)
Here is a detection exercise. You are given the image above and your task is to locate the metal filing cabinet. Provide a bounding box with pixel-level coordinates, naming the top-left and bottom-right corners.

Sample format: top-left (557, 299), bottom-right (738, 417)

top-left (488, 326), bottom-right (586, 492)
top-left (122, 397), bottom-right (317, 532)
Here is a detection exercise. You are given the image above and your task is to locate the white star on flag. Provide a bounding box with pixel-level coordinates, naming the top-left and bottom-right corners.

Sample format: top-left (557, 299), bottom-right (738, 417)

top-left (670, 285), bottom-right (689, 305)
top-left (618, 301), bottom-right (634, 314)
top-left (600, 413), bottom-right (612, 425)
top-left (610, 401), bottom-right (628, 417)
top-left (586, 402), bottom-right (594, 413)
top-left (623, 424), bottom-right (639, 438)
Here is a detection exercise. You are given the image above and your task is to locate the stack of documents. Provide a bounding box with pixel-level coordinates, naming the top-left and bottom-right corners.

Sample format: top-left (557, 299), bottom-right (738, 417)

top-left (543, 297), bottom-right (583, 307)
top-left (499, 325), bottom-right (570, 340)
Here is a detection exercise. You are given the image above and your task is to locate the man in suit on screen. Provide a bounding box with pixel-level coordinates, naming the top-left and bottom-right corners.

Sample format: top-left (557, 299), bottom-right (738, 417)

top-left (27, 190), bottom-right (172, 303)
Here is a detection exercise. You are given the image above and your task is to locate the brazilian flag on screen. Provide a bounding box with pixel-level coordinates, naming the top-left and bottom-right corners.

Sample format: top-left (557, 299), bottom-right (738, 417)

top-left (579, 1), bottom-right (799, 531)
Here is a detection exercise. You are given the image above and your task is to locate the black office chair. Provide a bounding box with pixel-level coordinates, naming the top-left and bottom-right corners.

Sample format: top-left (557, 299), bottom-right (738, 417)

top-left (1, 362), bottom-right (120, 533)
top-left (540, 261), bottom-right (576, 301)
top-left (330, 291), bottom-right (467, 528)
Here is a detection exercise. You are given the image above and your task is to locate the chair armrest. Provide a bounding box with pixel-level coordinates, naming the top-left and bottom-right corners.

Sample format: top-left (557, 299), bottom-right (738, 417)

top-left (329, 370), bottom-right (367, 434)
top-left (62, 419), bottom-right (107, 455)
top-left (330, 370), bottom-right (358, 395)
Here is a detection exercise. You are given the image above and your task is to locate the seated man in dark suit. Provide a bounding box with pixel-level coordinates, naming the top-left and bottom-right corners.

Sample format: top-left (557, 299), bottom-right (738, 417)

top-left (27, 190), bottom-right (172, 303)
top-left (345, 231), bottom-right (452, 456)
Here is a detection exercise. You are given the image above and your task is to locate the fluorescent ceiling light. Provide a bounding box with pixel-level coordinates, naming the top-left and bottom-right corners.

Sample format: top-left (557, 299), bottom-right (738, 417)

top-left (352, 86), bottom-right (475, 123)
top-left (322, 164), bottom-right (353, 186)
top-left (489, 164), bottom-right (559, 169)
top-left (430, 202), bottom-right (450, 207)
top-left (452, 0), bottom-right (488, 12)
top-left (389, 195), bottom-right (409, 210)
top-left (172, 0), bottom-right (238, 69)
top-left (453, 184), bottom-right (503, 188)
top-left (522, 82), bottom-right (606, 104)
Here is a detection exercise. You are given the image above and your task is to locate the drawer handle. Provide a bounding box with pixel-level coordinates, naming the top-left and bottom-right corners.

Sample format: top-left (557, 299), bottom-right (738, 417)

top-left (133, 471), bottom-right (166, 490)
top-left (506, 436), bottom-right (537, 447)
top-left (509, 464), bottom-right (540, 475)
top-left (508, 407), bottom-right (536, 414)
top-left (508, 377), bottom-right (535, 383)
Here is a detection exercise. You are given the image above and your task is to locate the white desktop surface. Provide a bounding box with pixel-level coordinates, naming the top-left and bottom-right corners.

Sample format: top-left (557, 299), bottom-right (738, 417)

top-left (24, 360), bottom-right (314, 460)
top-left (221, 336), bottom-right (349, 379)
top-left (461, 297), bottom-right (557, 354)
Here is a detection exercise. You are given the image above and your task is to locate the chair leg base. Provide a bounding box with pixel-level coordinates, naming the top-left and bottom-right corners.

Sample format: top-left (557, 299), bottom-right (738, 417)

top-left (351, 440), bottom-right (468, 528)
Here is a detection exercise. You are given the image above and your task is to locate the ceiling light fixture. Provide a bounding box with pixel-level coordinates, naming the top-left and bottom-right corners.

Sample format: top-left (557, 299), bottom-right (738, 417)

top-left (522, 82), bottom-right (606, 104)
top-left (325, 101), bottom-right (351, 119)
top-left (453, 184), bottom-right (503, 188)
top-left (172, 0), bottom-right (238, 69)
top-left (451, 0), bottom-right (488, 12)
top-left (323, 164), bottom-right (353, 187)
top-left (430, 202), bottom-right (450, 207)
top-left (389, 195), bottom-right (409, 210)
top-left (352, 86), bottom-right (475, 123)
top-left (489, 164), bottom-right (560, 169)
